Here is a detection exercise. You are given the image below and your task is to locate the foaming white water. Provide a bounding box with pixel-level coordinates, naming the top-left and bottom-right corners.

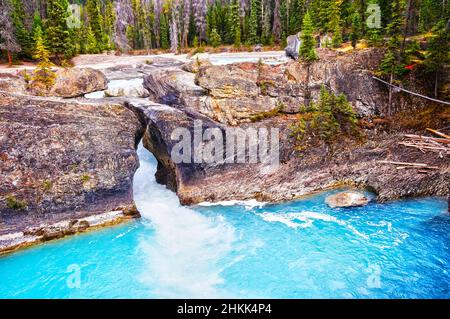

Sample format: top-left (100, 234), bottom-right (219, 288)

top-left (197, 199), bottom-right (266, 210)
top-left (133, 144), bottom-right (236, 298)
top-left (259, 211), bottom-right (369, 239)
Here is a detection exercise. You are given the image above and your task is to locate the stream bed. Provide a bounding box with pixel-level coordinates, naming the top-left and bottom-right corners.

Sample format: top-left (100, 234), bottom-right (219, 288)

top-left (0, 145), bottom-right (448, 299)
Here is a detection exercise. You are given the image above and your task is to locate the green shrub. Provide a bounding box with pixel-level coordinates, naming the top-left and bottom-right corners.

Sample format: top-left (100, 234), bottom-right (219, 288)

top-left (6, 195), bottom-right (28, 210)
top-left (81, 174), bottom-right (90, 184)
top-left (42, 180), bottom-right (53, 192)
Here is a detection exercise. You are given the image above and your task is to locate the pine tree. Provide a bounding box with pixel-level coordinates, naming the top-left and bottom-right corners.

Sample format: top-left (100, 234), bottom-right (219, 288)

top-left (248, 0), bottom-right (259, 44)
top-left (103, 0), bottom-right (116, 50)
top-left (32, 25), bottom-right (56, 91)
top-left (160, 12), bottom-right (169, 49)
top-left (366, 0), bottom-right (382, 46)
top-left (31, 11), bottom-right (43, 43)
top-left (289, 0), bottom-right (305, 35)
top-left (209, 28), bottom-right (221, 47)
top-left (86, 0), bottom-right (104, 51)
top-left (46, 0), bottom-right (73, 61)
top-left (11, 0), bottom-right (32, 59)
top-left (418, 0), bottom-right (443, 32)
top-left (299, 11), bottom-right (318, 62)
top-left (261, 0), bottom-right (272, 45)
top-left (86, 26), bottom-right (99, 54)
top-left (328, 0), bottom-right (343, 48)
top-left (350, 11), bottom-right (362, 48)
top-left (423, 20), bottom-right (449, 97)
top-left (229, 0), bottom-right (241, 47)
top-left (380, 0), bottom-right (407, 115)
top-left (0, 0), bottom-right (21, 66)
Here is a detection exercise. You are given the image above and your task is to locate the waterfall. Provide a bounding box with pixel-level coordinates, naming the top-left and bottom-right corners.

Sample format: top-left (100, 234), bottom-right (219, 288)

top-left (133, 143), bottom-right (236, 298)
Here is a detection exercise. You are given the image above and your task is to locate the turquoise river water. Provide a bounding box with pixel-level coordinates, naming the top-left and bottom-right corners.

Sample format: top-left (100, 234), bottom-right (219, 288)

top-left (0, 145), bottom-right (449, 298)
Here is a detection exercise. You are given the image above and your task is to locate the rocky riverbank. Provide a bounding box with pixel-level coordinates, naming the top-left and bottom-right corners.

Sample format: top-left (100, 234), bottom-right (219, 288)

top-left (0, 49), bottom-right (448, 254)
top-left (0, 92), bottom-right (143, 253)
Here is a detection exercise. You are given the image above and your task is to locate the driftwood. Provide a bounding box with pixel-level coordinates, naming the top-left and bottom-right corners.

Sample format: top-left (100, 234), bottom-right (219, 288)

top-left (379, 161), bottom-right (439, 170)
top-left (404, 134), bottom-right (450, 145)
top-left (426, 128), bottom-right (450, 140)
top-left (399, 130), bottom-right (450, 157)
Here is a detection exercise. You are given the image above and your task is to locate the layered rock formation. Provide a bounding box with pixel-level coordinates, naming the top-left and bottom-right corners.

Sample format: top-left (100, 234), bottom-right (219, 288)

top-left (0, 93), bottom-right (143, 240)
top-left (144, 49), bottom-right (388, 125)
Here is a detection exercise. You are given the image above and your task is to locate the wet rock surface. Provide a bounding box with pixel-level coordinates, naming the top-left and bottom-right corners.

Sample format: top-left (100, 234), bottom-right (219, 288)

top-left (325, 192), bottom-right (370, 208)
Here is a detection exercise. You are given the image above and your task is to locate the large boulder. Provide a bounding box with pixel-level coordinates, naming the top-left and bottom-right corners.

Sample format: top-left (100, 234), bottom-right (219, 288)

top-left (285, 33), bottom-right (302, 60)
top-left (50, 67), bottom-right (107, 98)
top-left (0, 92), bottom-right (144, 236)
top-left (325, 192), bottom-right (370, 208)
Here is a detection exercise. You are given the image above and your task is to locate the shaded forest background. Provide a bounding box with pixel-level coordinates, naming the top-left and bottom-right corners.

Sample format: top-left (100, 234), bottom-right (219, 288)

top-left (0, 0), bottom-right (448, 101)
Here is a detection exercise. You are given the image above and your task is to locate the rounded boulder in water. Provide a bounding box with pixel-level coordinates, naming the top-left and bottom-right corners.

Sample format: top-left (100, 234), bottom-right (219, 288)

top-left (325, 192), bottom-right (369, 208)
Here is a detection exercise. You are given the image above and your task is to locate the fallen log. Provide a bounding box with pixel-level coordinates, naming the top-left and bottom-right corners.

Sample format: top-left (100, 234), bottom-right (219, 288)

top-left (426, 128), bottom-right (450, 140)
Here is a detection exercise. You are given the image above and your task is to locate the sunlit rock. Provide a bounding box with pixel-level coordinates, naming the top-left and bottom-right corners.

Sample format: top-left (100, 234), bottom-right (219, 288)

top-left (325, 192), bottom-right (370, 208)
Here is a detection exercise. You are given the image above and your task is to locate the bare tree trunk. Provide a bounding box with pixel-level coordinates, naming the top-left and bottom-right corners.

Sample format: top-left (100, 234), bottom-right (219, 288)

top-left (7, 50), bottom-right (12, 66)
top-left (305, 63), bottom-right (311, 106)
top-left (401, 0), bottom-right (414, 54)
top-left (435, 71), bottom-right (439, 97)
top-left (388, 71), bottom-right (394, 116)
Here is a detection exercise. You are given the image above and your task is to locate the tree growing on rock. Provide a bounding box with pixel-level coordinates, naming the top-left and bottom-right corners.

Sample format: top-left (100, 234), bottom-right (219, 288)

top-left (32, 25), bottom-right (56, 92)
top-left (0, 0), bottom-right (21, 66)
